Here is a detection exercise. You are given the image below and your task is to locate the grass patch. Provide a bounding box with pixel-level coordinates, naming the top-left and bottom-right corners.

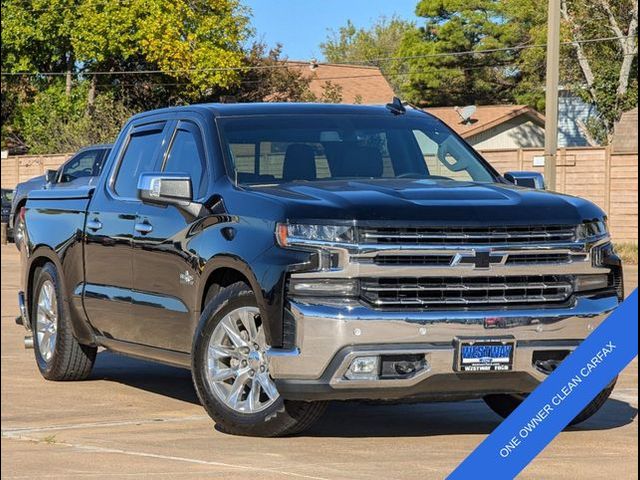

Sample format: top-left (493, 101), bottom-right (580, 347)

top-left (41, 434), bottom-right (57, 445)
top-left (615, 242), bottom-right (638, 265)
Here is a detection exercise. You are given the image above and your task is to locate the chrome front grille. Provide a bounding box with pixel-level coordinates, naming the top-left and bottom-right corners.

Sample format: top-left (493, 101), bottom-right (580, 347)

top-left (359, 275), bottom-right (574, 308)
top-left (288, 223), bottom-right (611, 311)
top-left (356, 252), bottom-right (586, 267)
top-left (505, 253), bottom-right (586, 265)
top-left (358, 225), bottom-right (577, 245)
top-left (368, 254), bottom-right (455, 266)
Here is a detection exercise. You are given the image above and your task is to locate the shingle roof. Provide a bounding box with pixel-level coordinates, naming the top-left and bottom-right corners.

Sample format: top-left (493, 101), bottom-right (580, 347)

top-left (286, 62), bottom-right (396, 104)
top-left (424, 105), bottom-right (545, 138)
top-left (611, 107), bottom-right (638, 153)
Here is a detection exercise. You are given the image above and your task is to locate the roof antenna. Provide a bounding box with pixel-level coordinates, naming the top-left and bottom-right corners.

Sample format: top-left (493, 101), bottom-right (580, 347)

top-left (386, 96), bottom-right (406, 115)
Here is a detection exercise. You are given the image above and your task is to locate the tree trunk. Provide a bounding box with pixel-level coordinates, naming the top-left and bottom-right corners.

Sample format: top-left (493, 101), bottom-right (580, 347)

top-left (560, 1), bottom-right (598, 102)
top-left (617, 3), bottom-right (638, 97)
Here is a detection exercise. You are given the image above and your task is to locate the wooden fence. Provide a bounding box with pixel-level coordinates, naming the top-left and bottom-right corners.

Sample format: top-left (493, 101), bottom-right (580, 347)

top-left (1, 153), bottom-right (72, 189)
top-left (1, 147), bottom-right (637, 243)
top-left (480, 147), bottom-right (637, 243)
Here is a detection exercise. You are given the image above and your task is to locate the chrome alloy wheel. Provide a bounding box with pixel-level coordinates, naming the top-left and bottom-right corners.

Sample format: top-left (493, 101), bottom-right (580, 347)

top-left (14, 215), bottom-right (25, 248)
top-left (36, 279), bottom-right (58, 362)
top-left (206, 306), bottom-right (280, 413)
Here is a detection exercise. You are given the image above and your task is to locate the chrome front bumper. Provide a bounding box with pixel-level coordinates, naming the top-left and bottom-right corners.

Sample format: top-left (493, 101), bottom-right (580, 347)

top-left (268, 293), bottom-right (620, 401)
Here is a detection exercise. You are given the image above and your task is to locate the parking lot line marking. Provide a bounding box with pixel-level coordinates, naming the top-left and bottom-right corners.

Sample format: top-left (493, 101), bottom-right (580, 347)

top-left (2, 415), bottom-right (209, 434)
top-left (4, 433), bottom-right (334, 480)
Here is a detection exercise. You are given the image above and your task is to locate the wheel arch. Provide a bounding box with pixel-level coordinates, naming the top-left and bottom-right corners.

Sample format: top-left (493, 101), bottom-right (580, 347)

top-left (26, 245), bottom-right (96, 345)
top-left (195, 255), bottom-right (273, 345)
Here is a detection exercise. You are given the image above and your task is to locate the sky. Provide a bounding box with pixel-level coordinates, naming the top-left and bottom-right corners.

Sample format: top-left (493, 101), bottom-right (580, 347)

top-left (243, 0), bottom-right (420, 61)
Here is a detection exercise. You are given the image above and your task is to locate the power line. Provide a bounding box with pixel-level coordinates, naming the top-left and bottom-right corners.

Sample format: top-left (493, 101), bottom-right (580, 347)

top-left (1, 34), bottom-right (636, 77)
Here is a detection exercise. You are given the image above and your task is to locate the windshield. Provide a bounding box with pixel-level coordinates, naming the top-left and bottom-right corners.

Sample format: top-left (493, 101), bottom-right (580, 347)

top-left (218, 114), bottom-right (496, 185)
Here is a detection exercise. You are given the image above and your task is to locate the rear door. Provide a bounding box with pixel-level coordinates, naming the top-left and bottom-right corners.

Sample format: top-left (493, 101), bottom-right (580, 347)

top-left (84, 121), bottom-right (170, 341)
top-left (130, 119), bottom-right (210, 351)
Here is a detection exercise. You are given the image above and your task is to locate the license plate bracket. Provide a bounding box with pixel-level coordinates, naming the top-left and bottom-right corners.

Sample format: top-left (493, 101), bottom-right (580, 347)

top-left (454, 336), bottom-right (516, 372)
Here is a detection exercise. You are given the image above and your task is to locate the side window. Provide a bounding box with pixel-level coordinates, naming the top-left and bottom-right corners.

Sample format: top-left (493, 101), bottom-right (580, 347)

top-left (59, 150), bottom-right (100, 183)
top-left (163, 123), bottom-right (208, 199)
top-left (113, 125), bottom-right (165, 197)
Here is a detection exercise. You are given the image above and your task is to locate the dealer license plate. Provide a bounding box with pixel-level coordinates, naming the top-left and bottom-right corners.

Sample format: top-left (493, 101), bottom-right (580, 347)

top-left (455, 337), bottom-right (515, 372)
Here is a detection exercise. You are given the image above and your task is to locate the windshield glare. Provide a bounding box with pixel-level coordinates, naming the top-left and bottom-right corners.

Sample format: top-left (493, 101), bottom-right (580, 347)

top-left (219, 114), bottom-right (495, 185)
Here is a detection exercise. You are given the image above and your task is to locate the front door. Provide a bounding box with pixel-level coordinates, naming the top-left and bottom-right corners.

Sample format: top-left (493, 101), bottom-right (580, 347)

top-left (131, 120), bottom-right (209, 351)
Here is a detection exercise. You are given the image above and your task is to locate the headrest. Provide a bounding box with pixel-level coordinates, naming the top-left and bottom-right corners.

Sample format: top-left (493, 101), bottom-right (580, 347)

top-left (332, 144), bottom-right (383, 178)
top-left (282, 144), bottom-right (317, 181)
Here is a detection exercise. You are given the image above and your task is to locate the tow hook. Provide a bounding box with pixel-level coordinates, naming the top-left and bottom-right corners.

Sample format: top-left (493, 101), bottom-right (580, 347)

top-left (24, 335), bottom-right (34, 349)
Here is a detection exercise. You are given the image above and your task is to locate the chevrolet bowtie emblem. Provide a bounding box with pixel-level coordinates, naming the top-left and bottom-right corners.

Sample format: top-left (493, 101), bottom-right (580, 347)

top-left (454, 251), bottom-right (505, 269)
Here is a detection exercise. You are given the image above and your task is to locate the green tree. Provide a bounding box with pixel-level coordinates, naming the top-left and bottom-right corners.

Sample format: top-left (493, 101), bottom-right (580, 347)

top-left (1, 0), bottom-right (252, 151)
top-left (390, 0), bottom-right (527, 106)
top-left (233, 43), bottom-right (315, 103)
top-left (12, 80), bottom-right (132, 153)
top-left (321, 16), bottom-right (413, 91)
top-left (73, 0), bottom-right (251, 96)
top-left (379, 0), bottom-right (637, 141)
top-left (556, 0), bottom-right (638, 142)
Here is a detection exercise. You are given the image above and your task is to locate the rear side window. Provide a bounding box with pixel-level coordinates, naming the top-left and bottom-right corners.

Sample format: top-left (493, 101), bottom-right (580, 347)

top-left (163, 123), bottom-right (208, 199)
top-left (113, 125), bottom-right (165, 197)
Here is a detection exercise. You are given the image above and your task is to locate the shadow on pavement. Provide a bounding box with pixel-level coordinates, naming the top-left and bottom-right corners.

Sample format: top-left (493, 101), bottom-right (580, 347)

top-left (91, 350), bottom-right (637, 438)
top-left (92, 350), bottom-right (199, 404)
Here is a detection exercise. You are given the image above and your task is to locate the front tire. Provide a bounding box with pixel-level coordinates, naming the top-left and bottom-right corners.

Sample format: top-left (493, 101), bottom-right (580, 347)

top-left (13, 213), bottom-right (25, 249)
top-left (484, 377), bottom-right (617, 426)
top-left (32, 263), bottom-right (97, 380)
top-left (192, 281), bottom-right (327, 437)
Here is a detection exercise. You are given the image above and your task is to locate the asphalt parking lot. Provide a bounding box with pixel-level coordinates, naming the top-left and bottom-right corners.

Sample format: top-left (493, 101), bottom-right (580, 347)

top-left (1, 244), bottom-right (637, 479)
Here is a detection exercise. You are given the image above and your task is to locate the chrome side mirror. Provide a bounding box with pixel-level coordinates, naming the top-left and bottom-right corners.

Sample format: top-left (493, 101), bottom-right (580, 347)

top-left (138, 172), bottom-right (193, 207)
top-left (504, 171), bottom-right (546, 190)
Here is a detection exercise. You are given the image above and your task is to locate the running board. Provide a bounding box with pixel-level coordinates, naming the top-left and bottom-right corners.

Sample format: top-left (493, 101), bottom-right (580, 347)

top-left (96, 336), bottom-right (191, 369)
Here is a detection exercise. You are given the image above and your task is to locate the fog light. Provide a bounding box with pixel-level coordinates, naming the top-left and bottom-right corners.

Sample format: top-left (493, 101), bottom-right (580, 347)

top-left (575, 274), bottom-right (609, 292)
top-left (345, 356), bottom-right (379, 380)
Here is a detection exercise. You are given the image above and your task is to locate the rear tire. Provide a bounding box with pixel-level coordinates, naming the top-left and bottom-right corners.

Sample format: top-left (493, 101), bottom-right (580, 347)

top-left (32, 263), bottom-right (97, 380)
top-left (484, 377), bottom-right (617, 426)
top-left (192, 281), bottom-right (327, 437)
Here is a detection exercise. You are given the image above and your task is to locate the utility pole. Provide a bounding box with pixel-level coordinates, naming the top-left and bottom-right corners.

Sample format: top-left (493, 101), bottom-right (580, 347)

top-left (544, 0), bottom-right (561, 191)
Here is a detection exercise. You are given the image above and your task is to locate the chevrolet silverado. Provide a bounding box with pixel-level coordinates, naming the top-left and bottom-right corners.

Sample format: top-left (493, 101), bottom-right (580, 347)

top-left (17, 101), bottom-right (623, 436)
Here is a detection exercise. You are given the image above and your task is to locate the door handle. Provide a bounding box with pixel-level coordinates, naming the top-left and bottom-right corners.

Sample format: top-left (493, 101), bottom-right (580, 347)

top-left (134, 221), bottom-right (153, 234)
top-left (86, 219), bottom-right (103, 231)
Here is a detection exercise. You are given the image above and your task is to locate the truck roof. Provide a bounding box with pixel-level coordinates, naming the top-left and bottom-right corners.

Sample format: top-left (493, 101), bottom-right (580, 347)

top-left (128, 102), bottom-right (431, 121)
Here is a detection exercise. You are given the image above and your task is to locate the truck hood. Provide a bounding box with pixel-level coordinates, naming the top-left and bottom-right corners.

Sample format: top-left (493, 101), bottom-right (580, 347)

top-left (247, 178), bottom-right (605, 225)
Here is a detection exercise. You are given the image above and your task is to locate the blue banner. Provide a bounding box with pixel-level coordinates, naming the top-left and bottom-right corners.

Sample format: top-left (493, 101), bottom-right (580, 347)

top-left (449, 289), bottom-right (638, 479)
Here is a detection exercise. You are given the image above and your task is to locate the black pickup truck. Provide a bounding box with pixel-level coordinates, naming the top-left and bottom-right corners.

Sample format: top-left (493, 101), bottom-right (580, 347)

top-left (18, 102), bottom-right (623, 437)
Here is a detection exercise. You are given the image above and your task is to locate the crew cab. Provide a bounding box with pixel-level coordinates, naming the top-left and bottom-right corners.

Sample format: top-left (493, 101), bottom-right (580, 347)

top-left (17, 102), bottom-right (623, 437)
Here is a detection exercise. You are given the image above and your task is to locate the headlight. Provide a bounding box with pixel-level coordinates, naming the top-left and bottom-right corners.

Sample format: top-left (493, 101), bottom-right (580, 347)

top-left (277, 223), bottom-right (356, 246)
top-left (576, 220), bottom-right (608, 240)
top-left (288, 278), bottom-right (359, 297)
